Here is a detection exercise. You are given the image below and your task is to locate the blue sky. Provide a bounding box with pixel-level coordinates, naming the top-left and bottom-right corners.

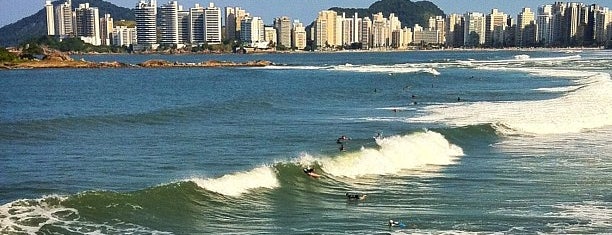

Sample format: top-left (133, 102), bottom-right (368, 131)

top-left (0, 0), bottom-right (608, 27)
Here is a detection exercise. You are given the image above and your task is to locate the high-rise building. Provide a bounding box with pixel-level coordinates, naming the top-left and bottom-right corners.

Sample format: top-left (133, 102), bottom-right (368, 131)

top-left (204, 3), bottom-right (222, 44)
top-left (159, 1), bottom-right (179, 46)
top-left (274, 16), bottom-right (292, 48)
top-left (537, 5), bottom-right (553, 45)
top-left (55, 0), bottom-right (74, 37)
top-left (75, 3), bottom-right (101, 45)
top-left (112, 26), bottom-right (137, 46)
top-left (517, 7), bottom-right (536, 47)
top-left (240, 16), bottom-right (265, 46)
top-left (595, 7), bottom-right (612, 44)
top-left (464, 12), bottom-right (486, 46)
top-left (371, 12), bottom-right (388, 48)
top-left (178, 9), bottom-right (190, 44)
top-left (291, 20), bottom-right (307, 50)
top-left (429, 16), bottom-right (446, 44)
top-left (45, 1), bottom-right (55, 35)
top-left (360, 16), bottom-right (372, 49)
top-left (264, 26), bottom-right (277, 46)
top-left (485, 9), bottom-right (507, 47)
top-left (100, 14), bottom-right (113, 46)
top-left (135, 0), bottom-right (158, 48)
top-left (225, 7), bottom-right (248, 41)
top-left (189, 4), bottom-right (205, 44)
top-left (445, 14), bottom-right (464, 47)
top-left (314, 10), bottom-right (338, 48)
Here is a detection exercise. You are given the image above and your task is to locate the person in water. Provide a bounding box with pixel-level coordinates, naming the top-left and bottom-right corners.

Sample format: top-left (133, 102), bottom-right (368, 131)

top-left (346, 192), bottom-right (367, 200)
top-left (336, 135), bottom-right (350, 144)
top-left (303, 167), bottom-right (315, 174)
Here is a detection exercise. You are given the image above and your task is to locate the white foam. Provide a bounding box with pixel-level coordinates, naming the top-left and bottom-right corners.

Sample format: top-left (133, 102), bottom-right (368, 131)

top-left (330, 64), bottom-right (441, 76)
top-left (409, 69), bottom-right (612, 135)
top-left (192, 165), bottom-right (279, 197)
top-left (0, 195), bottom-right (170, 234)
top-left (548, 201), bottom-right (612, 233)
top-left (319, 131), bottom-right (463, 178)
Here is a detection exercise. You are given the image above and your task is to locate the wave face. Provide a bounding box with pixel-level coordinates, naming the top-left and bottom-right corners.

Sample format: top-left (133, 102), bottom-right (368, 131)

top-left (409, 66), bottom-right (612, 135)
top-left (1, 131), bottom-right (462, 233)
top-left (320, 131), bottom-right (463, 178)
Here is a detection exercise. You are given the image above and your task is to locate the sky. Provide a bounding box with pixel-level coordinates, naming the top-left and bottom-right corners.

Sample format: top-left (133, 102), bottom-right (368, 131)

top-left (0, 0), bottom-right (609, 28)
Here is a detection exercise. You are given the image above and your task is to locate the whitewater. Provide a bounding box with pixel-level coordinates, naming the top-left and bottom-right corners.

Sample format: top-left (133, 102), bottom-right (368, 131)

top-left (1, 50), bottom-right (611, 234)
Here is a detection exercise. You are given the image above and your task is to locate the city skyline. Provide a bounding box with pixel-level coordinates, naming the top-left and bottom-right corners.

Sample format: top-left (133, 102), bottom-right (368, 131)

top-left (1, 0), bottom-right (609, 28)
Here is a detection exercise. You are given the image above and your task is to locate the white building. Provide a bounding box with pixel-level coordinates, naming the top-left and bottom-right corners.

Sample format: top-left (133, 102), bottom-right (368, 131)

top-left (240, 16), bottom-right (265, 47)
top-left (537, 5), bottom-right (553, 45)
top-left (45, 1), bottom-right (55, 35)
top-left (264, 26), bottom-right (277, 46)
top-left (274, 16), bottom-right (292, 48)
top-left (100, 14), bottom-right (113, 46)
top-left (292, 20), bottom-right (307, 50)
top-left (464, 12), bottom-right (486, 46)
top-left (134, 0), bottom-right (158, 49)
top-left (189, 4), bottom-right (205, 44)
top-left (159, 1), bottom-right (179, 46)
top-left (75, 3), bottom-right (101, 46)
top-left (55, 0), bottom-right (74, 37)
top-left (204, 3), bottom-right (222, 44)
top-left (112, 26), bottom-right (137, 47)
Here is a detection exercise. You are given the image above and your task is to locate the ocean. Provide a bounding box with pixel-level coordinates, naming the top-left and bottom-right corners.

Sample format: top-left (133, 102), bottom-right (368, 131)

top-left (1, 50), bottom-right (611, 234)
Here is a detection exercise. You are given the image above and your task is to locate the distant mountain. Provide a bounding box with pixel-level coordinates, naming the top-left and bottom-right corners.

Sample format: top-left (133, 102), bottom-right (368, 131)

top-left (0, 0), bottom-right (134, 47)
top-left (329, 0), bottom-right (444, 28)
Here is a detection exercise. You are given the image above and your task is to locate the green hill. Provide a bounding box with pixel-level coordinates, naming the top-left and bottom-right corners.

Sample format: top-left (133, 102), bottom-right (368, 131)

top-left (0, 0), bottom-right (134, 47)
top-left (330, 0), bottom-right (444, 28)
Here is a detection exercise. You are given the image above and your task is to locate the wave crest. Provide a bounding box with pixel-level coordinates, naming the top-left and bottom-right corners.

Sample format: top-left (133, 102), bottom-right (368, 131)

top-left (320, 131), bottom-right (463, 178)
top-left (191, 166), bottom-right (279, 197)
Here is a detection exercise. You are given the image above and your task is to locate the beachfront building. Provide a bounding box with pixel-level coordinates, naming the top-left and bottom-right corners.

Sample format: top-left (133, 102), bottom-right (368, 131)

top-left (537, 5), bottom-right (553, 45)
top-left (75, 3), bottom-right (101, 46)
top-left (134, 0), bottom-right (158, 50)
top-left (204, 3), bottom-right (222, 44)
top-left (55, 0), bottom-right (74, 37)
top-left (360, 16), bottom-right (372, 49)
top-left (240, 16), bottom-right (266, 48)
top-left (516, 7), bottom-right (536, 47)
top-left (178, 9), bottom-right (190, 44)
top-left (100, 14), bottom-right (113, 46)
top-left (112, 26), bottom-right (137, 47)
top-left (159, 1), bottom-right (179, 46)
top-left (595, 7), bottom-right (612, 45)
top-left (45, 1), bottom-right (55, 35)
top-left (464, 12), bottom-right (486, 46)
top-left (264, 26), bottom-right (277, 46)
top-left (189, 4), bottom-right (205, 44)
top-left (428, 16), bottom-right (446, 44)
top-left (445, 14), bottom-right (464, 47)
top-left (486, 9), bottom-right (508, 47)
top-left (292, 20), bottom-right (307, 50)
top-left (225, 7), bottom-right (249, 41)
top-left (274, 16), bottom-right (292, 48)
top-left (314, 10), bottom-right (339, 49)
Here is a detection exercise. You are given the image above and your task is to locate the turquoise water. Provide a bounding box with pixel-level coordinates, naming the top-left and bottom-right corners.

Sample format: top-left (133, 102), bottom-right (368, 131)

top-left (1, 50), bottom-right (611, 234)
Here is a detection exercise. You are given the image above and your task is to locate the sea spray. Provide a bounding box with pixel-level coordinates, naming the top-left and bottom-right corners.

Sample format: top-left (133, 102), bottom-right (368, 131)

top-left (319, 131), bottom-right (463, 178)
top-left (192, 166), bottom-right (279, 197)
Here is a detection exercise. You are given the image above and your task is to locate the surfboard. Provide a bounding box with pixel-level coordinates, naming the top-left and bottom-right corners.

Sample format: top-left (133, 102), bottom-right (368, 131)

top-left (307, 172), bottom-right (321, 178)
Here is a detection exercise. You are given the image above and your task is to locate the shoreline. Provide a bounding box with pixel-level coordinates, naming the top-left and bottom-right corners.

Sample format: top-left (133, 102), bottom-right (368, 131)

top-left (0, 59), bottom-right (273, 70)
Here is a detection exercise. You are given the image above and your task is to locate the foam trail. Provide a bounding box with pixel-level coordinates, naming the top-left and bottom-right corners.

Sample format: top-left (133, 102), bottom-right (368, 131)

top-left (192, 166), bottom-right (279, 197)
top-left (320, 131), bottom-right (463, 178)
top-left (410, 70), bottom-right (612, 135)
top-left (331, 64), bottom-right (441, 75)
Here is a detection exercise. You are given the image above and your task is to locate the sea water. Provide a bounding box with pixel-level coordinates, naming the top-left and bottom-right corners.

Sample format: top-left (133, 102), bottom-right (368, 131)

top-left (1, 50), bottom-right (611, 234)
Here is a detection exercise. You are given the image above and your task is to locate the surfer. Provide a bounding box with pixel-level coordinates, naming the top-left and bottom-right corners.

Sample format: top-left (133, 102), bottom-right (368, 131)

top-left (303, 166), bottom-right (320, 178)
top-left (388, 220), bottom-right (405, 228)
top-left (346, 192), bottom-right (367, 200)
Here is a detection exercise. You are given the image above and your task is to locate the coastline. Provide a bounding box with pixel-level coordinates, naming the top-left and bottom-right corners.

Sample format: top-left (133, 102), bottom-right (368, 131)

top-left (1, 46), bottom-right (601, 70)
